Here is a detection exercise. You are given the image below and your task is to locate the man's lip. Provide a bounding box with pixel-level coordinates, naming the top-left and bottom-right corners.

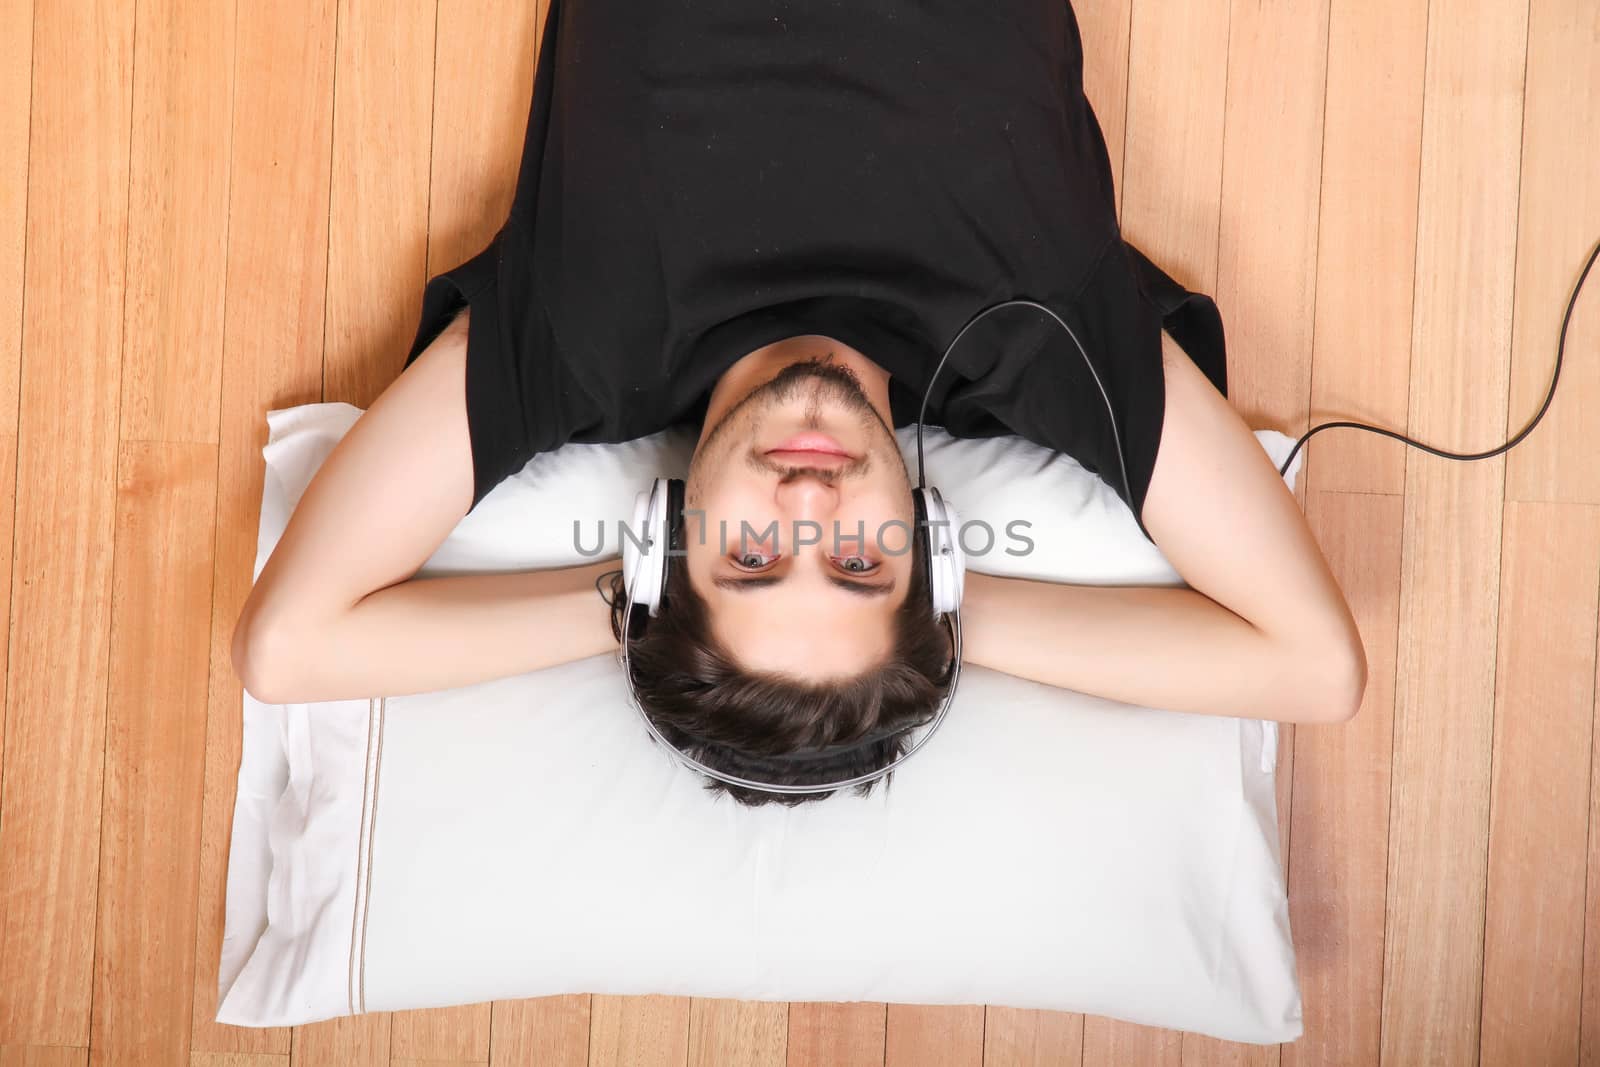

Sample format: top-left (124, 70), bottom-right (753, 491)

top-left (763, 449), bottom-right (855, 469)
top-left (768, 432), bottom-right (853, 457)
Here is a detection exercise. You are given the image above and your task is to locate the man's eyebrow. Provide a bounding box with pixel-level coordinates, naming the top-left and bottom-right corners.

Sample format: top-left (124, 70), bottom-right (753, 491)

top-left (711, 573), bottom-right (897, 598)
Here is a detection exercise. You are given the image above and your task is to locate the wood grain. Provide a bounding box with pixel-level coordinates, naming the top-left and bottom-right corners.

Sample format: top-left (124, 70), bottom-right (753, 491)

top-left (190, 1056), bottom-right (288, 1067)
top-left (1380, 2), bottom-right (1531, 1064)
top-left (1120, 0), bottom-right (1229, 293)
top-left (324, 0), bottom-right (437, 410)
top-left (1587, 590), bottom-right (1600, 1067)
top-left (0, 0), bottom-right (134, 1045)
top-left (687, 999), bottom-right (785, 1067)
top-left (0, 1049), bottom-right (88, 1067)
top-left (117, 0), bottom-right (233, 447)
top-left (587, 996), bottom-right (690, 1067)
top-left (1082, 1018), bottom-right (1182, 1067)
top-left (91, 444), bottom-right (219, 1065)
top-left (489, 996), bottom-right (590, 1067)
top-left (1503, 0), bottom-right (1600, 506)
top-left (1478, 503), bottom-right (1600, 1065)
top-left (426, 0), bottom-right (544, 275)
top-left (1074, 0), bottom-right (1130, 223)
top-left (1308, 0), bottom-right (1430, 497)
top-left (983, 1007), bottom-right (1083, 1067)
top-left (784, 1002), bottom-right (885, 1067)
top-left (292, 1016), bottom-right (391, 1067)
top-left (884, 1005), bottom-right (983, 1067)
top-left (0, 0), bottom-right (30, 421)
top-left (0, 0), bottom-right (27, 1047)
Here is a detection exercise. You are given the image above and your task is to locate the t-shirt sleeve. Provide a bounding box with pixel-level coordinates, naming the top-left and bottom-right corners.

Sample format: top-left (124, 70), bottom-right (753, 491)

top-left (401, 227), bottom-right (567, 515)
top-left (1070, 238), bottom-right (1228, 544)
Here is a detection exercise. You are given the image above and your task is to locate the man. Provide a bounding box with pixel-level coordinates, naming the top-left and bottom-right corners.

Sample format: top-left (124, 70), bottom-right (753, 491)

top-left (232, 0), bottom-right (1368, 804)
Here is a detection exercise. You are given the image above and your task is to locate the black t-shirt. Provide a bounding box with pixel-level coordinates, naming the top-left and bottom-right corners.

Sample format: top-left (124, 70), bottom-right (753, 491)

top-left (403, 0), bottom-right (1227, 544)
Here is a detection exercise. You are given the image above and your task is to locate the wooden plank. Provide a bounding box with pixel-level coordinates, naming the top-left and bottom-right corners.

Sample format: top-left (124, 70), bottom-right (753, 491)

top-left (0, 0), bottom-right (31, 899)
top-left (983, 1007), bottom-right (1082, 1067)
top-left (587, 996), bottom-right (690, 1067)
top-left (687, 999), bottom-right (785, 1067)
top-left (1281, 492), bottom-right (1403, 1067)
top-left (324, 0), bottom-right (436, 408)
top-left (0, 0), bottom-right (29, 420)
top-left (489, 996), bottom-right (589, 1067)
top-left (427, 0), bottom-right (544, 275)
top-left (90, 0), bottom-right (233, 1058)
top-left (1379, 2), bottom-right (1531, 1063)
top-left (189, 0), bottom-right (338, 1056)
top-left (116, 0), bottom-right (233, 447)
top-left (1120, 0), bottom-right (1229, 293)
top-left (1212, 0), bottom-right (1330, 448)
top-left (291, 1016), bottom-right (390, 1067)
top-left (1479, 503), bottom-right (1600, 1064)
top-left (0, 0), bottom-right (134, 1046)
top-left (1081, 1018), bottom-right (1181, 1067)
top-left (1587, 591), bottom-right (1600, 1067)
top-left (191, 1055), bottom-right (289, 1067)
top-left (784, 1002), bottom-right (884, 1067)
top-left (0, 433), bottom-right (14, 846)
top-left (91, 444), bottom-right (219, 1065)
top-left (390, 1006), bottom-right (490, 1066)
top-left (0, 1049), bottom-right (88, 1067)
top-left (1074, 0), bottom-right (1130, 222)
top-left (1307, 0), bottom-right (1429, 498)
top-left (1503, 0), bottom-right (1600, 507)
top-left (883, 1005), bottom-right (982, 1067)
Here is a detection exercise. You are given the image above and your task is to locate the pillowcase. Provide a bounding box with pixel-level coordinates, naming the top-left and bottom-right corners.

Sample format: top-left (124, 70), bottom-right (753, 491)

top-left (216, 401), bottom-right (1305, 1043)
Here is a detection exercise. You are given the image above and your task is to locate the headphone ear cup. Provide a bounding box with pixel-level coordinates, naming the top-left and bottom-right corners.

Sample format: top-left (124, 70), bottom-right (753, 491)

top-left (917, 487), bottom-right (965, 617)
top-left (660, 479), bottom-right (686, 611)
top-left (622, 479), bottom-right (673, 617)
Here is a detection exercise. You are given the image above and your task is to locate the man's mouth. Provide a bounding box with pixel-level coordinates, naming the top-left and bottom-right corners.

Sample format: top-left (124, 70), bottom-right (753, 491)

top-left (766, 432), bottom-right (853, 458)
top-left (763, 449), bottom-right (855, 470)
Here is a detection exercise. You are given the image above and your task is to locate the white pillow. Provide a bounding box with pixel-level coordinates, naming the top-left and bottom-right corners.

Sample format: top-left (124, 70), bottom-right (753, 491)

top-left (216, 402), bottom-right (1305, 1043)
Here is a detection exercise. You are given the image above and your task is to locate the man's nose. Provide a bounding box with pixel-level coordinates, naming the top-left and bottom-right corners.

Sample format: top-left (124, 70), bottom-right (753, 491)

top-left (774, 471), bottom-right (840, 522)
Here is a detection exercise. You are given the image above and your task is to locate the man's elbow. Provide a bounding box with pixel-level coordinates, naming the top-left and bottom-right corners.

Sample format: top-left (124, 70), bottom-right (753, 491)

top-left (1305, 635), bottom-right (1369, 725)
top-left (232, 609), bottom-right (298, 706)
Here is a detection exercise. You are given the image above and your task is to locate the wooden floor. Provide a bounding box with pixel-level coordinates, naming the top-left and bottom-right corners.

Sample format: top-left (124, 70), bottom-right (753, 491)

top-left (1, 0), bottom-right (1597, 1064)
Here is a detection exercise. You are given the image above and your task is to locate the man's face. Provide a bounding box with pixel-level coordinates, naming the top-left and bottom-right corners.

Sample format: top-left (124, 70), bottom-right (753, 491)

top-left (684, 359), bottom-right (916, 680)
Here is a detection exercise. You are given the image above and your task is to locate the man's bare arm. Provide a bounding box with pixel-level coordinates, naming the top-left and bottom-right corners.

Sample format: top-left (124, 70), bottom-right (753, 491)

top-left (232, 307), bottom-right (618, 705)
top-left (962, 331), bottom-right (1367, 724)
top-left (961, 574), bottom-right (1357, 723)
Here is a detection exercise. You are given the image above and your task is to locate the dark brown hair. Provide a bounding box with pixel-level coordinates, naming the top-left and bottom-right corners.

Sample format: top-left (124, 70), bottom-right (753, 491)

top-left (606, 535), bottom-right (955, 806)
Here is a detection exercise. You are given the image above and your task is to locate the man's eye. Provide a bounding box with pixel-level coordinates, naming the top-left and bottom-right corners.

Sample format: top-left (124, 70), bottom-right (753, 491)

top-left (734, 552), bottom-right (779, 570)
top-left (833, 556), bottom-right (878, 574)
